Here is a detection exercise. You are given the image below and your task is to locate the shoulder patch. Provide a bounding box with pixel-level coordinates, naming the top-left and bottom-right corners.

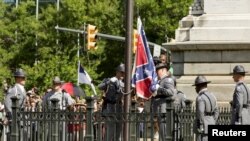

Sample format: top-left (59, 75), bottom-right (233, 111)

top-left (7, 88), bottom-right (12, 93)
top-left (236, 85), bottom-right (242, 92)
top-left (196, 96), bottom-right (203, 102)
top-left (166, 77), bottom-right (174, 83)
top-left (197, 96), bottom-right (203, 101)
top-left (7, 86), bottom-right (15, 94)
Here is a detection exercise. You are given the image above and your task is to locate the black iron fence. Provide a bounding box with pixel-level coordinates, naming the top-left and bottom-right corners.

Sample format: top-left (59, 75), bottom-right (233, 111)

top-left (7, 96), bottom-right (232, 141)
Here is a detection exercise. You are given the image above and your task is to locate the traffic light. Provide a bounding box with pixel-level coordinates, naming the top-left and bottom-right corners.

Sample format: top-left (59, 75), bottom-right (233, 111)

top-left (87, 24), bottom-right (98, 50)
top-left (133, 29), bottom-right (138, 53)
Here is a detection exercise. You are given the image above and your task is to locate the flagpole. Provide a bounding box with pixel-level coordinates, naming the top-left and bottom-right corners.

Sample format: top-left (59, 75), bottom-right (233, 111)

top-left (77, 33), bottom-right (80, 86)
top-left (124, 0), bottom-right (134, 140)
top-left (77, 61), bottom-right (80, 86)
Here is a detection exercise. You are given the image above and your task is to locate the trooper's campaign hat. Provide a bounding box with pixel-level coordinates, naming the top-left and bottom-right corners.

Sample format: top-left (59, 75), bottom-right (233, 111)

top-left (116, 63), bottom-right (125, 73)
top-left (13, 68), bottom-right (26, 78)
top-left (155, 63), bottom-right (168, 71)
top-left (231, 65), bottom-right (248, 75)
top-left (192, 76), bottom-right (211, 86)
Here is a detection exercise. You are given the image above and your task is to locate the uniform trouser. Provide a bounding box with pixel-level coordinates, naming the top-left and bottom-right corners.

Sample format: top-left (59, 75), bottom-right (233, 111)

top-left (157, 115), bottom-right (167, 141)
top-left (174, 113), bottom-right (182, 141)
top-left (6, 125), bottom-right (10, 141)
top-left (105, 104), bottom-right (122, 141)
top-left (196, 134), bottom-right (207, 141)
top-left (106, 120), bottom-right (122, 141)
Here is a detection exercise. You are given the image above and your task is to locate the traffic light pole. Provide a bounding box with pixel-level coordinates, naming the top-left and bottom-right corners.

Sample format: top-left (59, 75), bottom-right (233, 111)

top-left (55, 25), bottom-right (166, 51)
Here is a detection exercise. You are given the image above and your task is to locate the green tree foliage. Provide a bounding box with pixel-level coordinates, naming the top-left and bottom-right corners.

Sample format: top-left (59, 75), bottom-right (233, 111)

top-left (0, 0), bottom-right (192, 100)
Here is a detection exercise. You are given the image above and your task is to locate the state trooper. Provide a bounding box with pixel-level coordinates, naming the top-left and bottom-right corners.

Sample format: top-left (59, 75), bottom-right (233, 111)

top-left (98, 63), bottom-right (125, 141)
top-left (151, 63), bottom-right (176, 141)
top-left (42, 76), bottom-right (75, 109)
top-left (193, 76), bottom-right (219, 141)
top-left (4, 68), bottom-right (27, 141)
top-left (231, 65), bottom-right (250, 125)
top-left (173, 77), bottom-right (186, 111)
top-left (172, 77), bottom-right (186, 141)
top-left (42, 76), bottom-right (75, 141)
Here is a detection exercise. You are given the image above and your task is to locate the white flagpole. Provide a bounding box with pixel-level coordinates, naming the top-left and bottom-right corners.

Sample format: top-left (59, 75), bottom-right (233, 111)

top-left (77, 61), bottom-right (80, 86)
top-left (77, 33), bottom-right (80, 86)
top-left (90, 84), bottom-right (97, 96)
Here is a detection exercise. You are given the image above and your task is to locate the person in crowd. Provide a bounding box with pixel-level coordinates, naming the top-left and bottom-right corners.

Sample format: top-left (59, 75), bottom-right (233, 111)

top-left (159, 53), bottom-right (173, 76)
top-left (193, 76), bottom-right (219, 141)
top-left (137, 99), bottom-right (145, 138)
top-left (151, 63), bottom-right (176, 141)
top-left (0, 102), bottom-right (6, 140)
top-left (231, 65), bottom-right (250, 125)
top-left (2, 79), bottom-right (11, 94)
top-left (98, 63), bottom-right (125, 141)
top-left (68, 98), bottom-right (86, 141)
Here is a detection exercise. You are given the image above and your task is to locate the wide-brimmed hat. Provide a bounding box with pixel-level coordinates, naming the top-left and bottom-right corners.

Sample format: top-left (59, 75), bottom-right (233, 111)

top-left (231, 65), bottom-right (248, 75)
top-left (155, 63), bottom-right (168, 71)
top-left (53, 76), bottom-right (62, 84)
top-left (13, 68), bottom-right (26, 78)
top-left (192, 76), bottom-right (211, 86)
top-left (116, 63), bottom-right (125, 73)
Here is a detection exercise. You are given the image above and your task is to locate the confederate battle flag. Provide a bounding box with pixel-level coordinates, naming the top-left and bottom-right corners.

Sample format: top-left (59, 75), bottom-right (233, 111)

top-left (132, 17), bottom-right (158, 99)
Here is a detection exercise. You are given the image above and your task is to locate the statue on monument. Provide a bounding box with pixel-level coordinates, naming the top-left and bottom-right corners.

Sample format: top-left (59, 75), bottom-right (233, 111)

top-left (190, 0), bottom-right (204, 15)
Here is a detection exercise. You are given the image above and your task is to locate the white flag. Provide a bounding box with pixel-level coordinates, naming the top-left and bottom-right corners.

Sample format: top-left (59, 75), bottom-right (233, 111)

top-left (78, 62), bottom-right (97, 95)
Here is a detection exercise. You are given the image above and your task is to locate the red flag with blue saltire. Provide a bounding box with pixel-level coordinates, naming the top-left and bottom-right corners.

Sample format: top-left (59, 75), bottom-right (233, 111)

top-left (132, 17), bottom-right (158, 99)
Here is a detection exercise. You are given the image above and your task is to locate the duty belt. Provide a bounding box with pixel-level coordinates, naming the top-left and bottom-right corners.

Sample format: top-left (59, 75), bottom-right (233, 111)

top-left (243, 104), bottom-right (250, 108)
top-left (233, 104), bottom-right (250, 108)
top-left (204, 112), bottom-right (214, 116)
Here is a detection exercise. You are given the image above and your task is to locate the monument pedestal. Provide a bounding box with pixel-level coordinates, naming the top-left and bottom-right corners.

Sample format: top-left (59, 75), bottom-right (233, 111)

top-left (163, 41), bottom-right (250, 104)
top-left (176, 14), bottom-right (250, 42)
top-left (163, 0), bottom-right (250, 105)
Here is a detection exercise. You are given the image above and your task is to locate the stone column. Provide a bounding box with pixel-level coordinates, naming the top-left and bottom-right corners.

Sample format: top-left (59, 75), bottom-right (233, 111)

top-left (189, 0), bottom-right (204, 15)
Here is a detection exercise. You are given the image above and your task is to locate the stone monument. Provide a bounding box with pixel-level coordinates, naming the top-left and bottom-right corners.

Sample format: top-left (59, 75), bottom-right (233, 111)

top-left (163, 0), bottom-right (250, 105)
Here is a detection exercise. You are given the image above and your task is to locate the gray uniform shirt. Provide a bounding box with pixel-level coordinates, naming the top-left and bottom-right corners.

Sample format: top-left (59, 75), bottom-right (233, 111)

top-left (42, 90), bottom-right (75, 110)
top-left (173, 90), bottom-right (186, 111)
top-left (4, 84), bottom-right (26, 115)
top-left (195, 88), bottom-right (219, 134)
top-left (231, 81), bottom-right (250, 124)
top-left (152, 75), bottom-right (176, 113)
top-left (98, 76), bottom-right (124, 113)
